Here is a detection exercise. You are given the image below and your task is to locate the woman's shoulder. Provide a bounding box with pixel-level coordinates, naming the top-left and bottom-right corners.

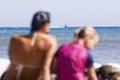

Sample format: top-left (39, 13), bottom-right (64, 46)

top-left (10, 35), bottom-right (26, 44)
top-left (41, 34), bottom-right (56, 40)
top-left (48, 35), bottom-right (57, 43)
top-left (11, 35), bottom-right (20, 42)
top-left (39, 34), bottom-right (57, 45)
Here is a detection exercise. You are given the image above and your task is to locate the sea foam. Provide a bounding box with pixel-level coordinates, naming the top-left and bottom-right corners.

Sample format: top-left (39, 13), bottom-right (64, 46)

top-left (0, 58), bottom-right (10, 77)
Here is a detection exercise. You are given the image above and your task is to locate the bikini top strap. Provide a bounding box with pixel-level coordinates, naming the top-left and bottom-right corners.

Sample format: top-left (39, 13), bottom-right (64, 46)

top-left (30, 32), bottom-right (37, 47)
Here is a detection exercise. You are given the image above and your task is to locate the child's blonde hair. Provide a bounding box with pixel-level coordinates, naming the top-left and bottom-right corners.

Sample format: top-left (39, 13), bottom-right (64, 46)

top-left (75, 26), bottom-right (98, 39)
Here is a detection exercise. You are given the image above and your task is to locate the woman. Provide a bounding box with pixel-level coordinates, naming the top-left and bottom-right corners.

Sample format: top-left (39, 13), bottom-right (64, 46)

top-left (1, 11), bottom-right (57, 80)
top-left (56, 26), bottom-right (99, 80)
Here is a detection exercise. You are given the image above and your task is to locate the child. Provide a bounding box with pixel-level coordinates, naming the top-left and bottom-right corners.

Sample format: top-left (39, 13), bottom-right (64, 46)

top-left (56, 26), bottom-right (99, 80)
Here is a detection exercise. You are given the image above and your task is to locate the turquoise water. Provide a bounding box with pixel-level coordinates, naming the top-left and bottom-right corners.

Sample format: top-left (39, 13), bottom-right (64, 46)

top-left (0, 27), bottom-right (120, 64)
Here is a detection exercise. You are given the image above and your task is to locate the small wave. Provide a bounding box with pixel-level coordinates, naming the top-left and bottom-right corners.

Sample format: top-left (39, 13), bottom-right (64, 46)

top-left (106, 63), bottom-right (120, 69)
top-left (94, 62), bottom-right (120, 69)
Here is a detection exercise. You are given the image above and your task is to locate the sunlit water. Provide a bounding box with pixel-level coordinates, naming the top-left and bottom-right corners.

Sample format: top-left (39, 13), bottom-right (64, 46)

top-left (0, 27), bottom-right (120, 64)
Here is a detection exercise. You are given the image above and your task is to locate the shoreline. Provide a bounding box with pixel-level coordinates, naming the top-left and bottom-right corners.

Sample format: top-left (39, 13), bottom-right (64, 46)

top-left (0, 58), bottom-right (120, 77)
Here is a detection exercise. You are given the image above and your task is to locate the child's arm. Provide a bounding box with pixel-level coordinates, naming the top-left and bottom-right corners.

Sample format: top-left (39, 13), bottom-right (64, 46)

top-left (86, 52), bottom-right (98, 80)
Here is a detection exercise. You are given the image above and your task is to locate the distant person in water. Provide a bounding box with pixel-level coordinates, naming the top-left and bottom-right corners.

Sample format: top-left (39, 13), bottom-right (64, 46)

top-left (1, 11), bottom-right (57, 80)
top-left (55, 26), bottom-right (99, 80)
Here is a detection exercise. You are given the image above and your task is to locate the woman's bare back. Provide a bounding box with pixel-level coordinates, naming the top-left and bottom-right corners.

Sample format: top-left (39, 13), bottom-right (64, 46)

top-left (3, 32), bottom-right (57, 80)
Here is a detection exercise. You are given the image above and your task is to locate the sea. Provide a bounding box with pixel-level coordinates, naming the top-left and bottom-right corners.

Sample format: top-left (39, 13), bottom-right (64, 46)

top-left (0, 27), bottom-right (120, 64)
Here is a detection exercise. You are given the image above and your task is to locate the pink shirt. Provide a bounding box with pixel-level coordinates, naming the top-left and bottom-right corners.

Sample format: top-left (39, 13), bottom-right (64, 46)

top-left (57, 42), bottom-right (88, 80)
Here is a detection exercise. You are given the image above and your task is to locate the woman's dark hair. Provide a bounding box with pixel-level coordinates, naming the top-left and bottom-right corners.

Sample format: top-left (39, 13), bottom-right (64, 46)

top-left (31, 11), bottom-right (50, 33)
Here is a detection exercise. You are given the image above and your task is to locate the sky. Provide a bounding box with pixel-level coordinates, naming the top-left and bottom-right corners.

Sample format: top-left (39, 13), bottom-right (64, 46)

top-left (0, 0), bottom-right (120, 27)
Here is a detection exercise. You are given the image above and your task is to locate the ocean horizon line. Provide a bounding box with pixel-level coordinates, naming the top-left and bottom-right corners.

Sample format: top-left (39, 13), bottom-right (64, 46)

top-left (0, 26), bottom-right (120, 28)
